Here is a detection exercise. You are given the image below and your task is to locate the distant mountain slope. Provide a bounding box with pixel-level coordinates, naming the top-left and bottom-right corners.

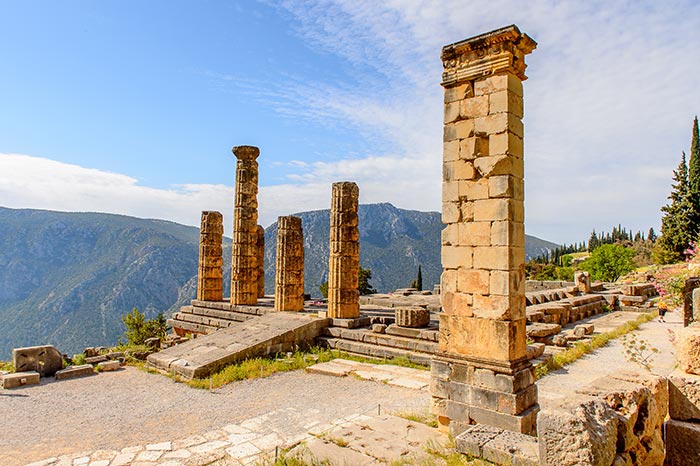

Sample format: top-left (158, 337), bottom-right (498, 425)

top-left (0, 207), bottom-right (231, 358)
top-left (0, 205), bottom-right (558, 358)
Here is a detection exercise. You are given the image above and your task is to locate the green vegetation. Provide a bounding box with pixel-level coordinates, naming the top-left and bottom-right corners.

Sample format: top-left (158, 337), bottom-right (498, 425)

top-left (579, 243), bottom-right (636, 282)
top-left (392, 410), bottom-right (438, 428)
top-left (320, 266), bottom-right (377, 298)
top-left (121, 307), bottom-right (167, 346)
top-left (535, 312), bottom-right (655, 379)
top-left (71, 353), bottom-right (87, 366)
top-left (0, 361), bottom-right (14, 372)
top-left (410, 265), bottom-right (423, 290)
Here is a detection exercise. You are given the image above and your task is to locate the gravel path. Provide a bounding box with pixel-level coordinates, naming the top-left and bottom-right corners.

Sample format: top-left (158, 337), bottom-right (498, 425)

top-left (2, 367), bottom-right (429, 465)
top-left (537, 308), bottom-right (680, 408)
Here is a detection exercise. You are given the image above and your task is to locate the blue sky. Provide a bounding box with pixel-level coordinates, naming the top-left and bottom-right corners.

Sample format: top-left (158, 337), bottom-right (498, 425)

top-left (1, 1), bottom-right (699, 244)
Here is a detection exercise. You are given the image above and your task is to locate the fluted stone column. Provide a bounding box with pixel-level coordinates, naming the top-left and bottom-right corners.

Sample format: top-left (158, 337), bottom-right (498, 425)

top-left (431, 25), bottom-right (539, 436)
top-left (256, 225), bottom-right (265, 298)
top-left (327, 182), bottom-right (360, 319)
top-left (275, 216), bottom-right (304, 311)
top-left (230, 145), bottom-right (260, 306)
top-left (197, 211), bottom-right (224, 301)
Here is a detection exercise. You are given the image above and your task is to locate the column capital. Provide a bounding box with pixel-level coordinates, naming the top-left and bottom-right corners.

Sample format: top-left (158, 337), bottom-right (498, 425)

top-left (232, 145), bottom-right (260, 161)
top-left (441, 24), bottom-right (536, 87)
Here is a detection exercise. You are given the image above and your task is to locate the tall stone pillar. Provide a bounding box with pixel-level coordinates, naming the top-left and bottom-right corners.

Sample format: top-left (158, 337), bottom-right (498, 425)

top-left (230, 145), bottom-right (260, 306)
top-left (327, 182), bottom-right (360, 319)
top-left (275, 216), bottom-right (305, 311)
top-left (256, 225), bottom-right (265, 298)
top-left (197, 211), bottom-right (224, 301)
top-left (431, 25), bottom-right (538, 436)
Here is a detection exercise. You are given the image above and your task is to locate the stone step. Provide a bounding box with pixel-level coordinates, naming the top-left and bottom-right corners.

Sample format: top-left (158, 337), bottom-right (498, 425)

top-left (150, 312), bottom-right (330, 379)
top-left (323, 326), bottom-right (438, 353)
top-left (172, 310), bottom-right (251, 330)
top-left (317, 336), bottom-right (432, 366)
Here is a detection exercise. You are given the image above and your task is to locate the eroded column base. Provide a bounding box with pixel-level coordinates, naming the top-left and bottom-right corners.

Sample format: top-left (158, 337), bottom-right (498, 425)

top-left (431, 353), bottom-right (539, 436)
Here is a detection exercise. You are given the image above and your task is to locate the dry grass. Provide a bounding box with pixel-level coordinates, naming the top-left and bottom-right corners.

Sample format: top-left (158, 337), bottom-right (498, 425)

top-left (0, 361), bottom-right (14, 372)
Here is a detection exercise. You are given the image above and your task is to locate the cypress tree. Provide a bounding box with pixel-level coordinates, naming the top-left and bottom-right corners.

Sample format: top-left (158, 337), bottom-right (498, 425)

top-left (688, 116), bottom-right (700, 235)
top-left (659, 152), bottom-right (694, 262)
top-left (416, 265), bottom-right (422, 291)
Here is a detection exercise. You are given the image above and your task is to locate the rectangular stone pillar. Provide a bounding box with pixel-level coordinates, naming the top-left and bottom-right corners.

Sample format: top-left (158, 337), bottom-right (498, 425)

top-left (197, 211), bottom-right (224, 301)
top-left (256, 225), bottom-right (265, 298)
top-left (327, 182), bottom-right (360, 319)
top-left (431, 25), bottom-right (539, 436)
top-left (230, 145), bottom-right (260, 306)
top-left (275, 216), bottom-right (305, 311)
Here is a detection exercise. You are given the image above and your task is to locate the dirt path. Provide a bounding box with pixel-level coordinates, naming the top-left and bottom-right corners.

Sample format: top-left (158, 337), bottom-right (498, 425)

top-left (1, 367), bottom-right (429, 465)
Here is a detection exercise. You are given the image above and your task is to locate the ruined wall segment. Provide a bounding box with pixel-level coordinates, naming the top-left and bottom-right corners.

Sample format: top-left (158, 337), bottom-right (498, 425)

top-left (230, 145), bottom-right (260, 306)
top-left (197, 211), bottom-right (224, 301)
top-left (275, 216), bottom-right (305, 312)
top-left (432, 25), bottom-right (538, 435)
top-left (327, 182), bottom-right (360, 319)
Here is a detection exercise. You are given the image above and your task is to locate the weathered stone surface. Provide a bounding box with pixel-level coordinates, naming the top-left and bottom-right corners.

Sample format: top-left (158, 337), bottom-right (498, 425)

top-left (55, 364), bottom-right (95, 380)
top-left (12, 345), bottom-right (64, 377)
top-left (148, 313), bottom-right (330, 379)
top-left (256, 225), bottom-right (265, 298)
top-left (684, 277), bottom-right (700, 326)
top-left (526, 322), bottom-right (561, 338)
top-left (669, 369), bottom-right (700, 421)
top-left (665, 419), bottom-right (700, 466)
top-left (1, 371), bottom-right (40, 389)
top-left (525, 343), bottom-right (545, 359)
top-left (84, 355), bottom-right (108, 364)
top-left (395, 306), bottom-right (430, 328)
top-left (574, 271), bottom-right (591, 293)
top-left (539, 370), bottom-right (666, 466)
top-left (197, 211), bottom-right (224, 302)
top-left (274, 216), bottom-right (304, 312)
top-left (676, 325), bottom-right (700, 375)
top-left (327, 182), bottom-right (360, 319)
top-left (97, 360), bottom-right (121, 372)
top-left (230, 145), bottom-right (260, 306)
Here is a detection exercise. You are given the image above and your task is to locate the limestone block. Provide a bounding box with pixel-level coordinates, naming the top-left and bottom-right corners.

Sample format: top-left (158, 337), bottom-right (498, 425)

top-left (472, 294), bottom-right (525, 320)
top-left (1, 371), bottom-right (40, 389)
top-left (489, 269), bottom-right (525, 297)
top-left (473, 198), bottom-right (523, 223)
top-left (395, 307), bottom-right (430, 328)
top-left (438, 315), bottom-right (526, 361)
top-left (97, 360), bottom-right (122, 372)
top-left (55, 364), bottom-right (95, 380)
top-left (537, 395), bottom-right (618, 466)
top-left (441, 245), bottom-right (472, 269)
top-left (454, 119), bottom-right (474, 139)
top-left (460, 95), bottom-right (489, 118)
top-left (444, 140), bottom-right (459, 162)
top-left (490, 221), bottom-right (524, 247)
top-left (574, 271), bottom-right (592, 294)
top-left (474, 74), bottom-right (522, 97)
top-left (675, 325), bottom-right (700, 375)
top-left (457, 268), bottom-right (489, 293)
top-left (489, 131), bottom-right (523, 157)
top-left (12, 345), bottom-right (64, 377)
top-left (473, 246), bottom-right (524, 271)
top-left (444, 101), bottom-right (460, 123)
top-left (444, 82), bottom-right (473, 103)
top-left (441, 291), bottom-right (474, 316)
top-left (665, 419), bottom-right (700, 466)
top-left (526, 323), bottom-right (561, 338)
top-left (441, 201), bottom-right (461, 223)
top-left (488, 89), bottom-right (524, 118)
top-left (694, 287), bottom-right (700, 323)
top-left (669, 369), bottom-right (700, 421)
top-left (459, 136), bottom-right (489, 160)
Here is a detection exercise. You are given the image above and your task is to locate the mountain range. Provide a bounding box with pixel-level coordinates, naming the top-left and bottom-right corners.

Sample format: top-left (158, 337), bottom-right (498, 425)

top-left (0, 205), bottom-right (558, 357)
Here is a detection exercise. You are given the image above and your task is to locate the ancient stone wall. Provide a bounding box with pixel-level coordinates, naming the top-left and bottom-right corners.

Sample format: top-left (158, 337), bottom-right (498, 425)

top-left (275, 216), bottom-right (305, 312)
top-left (431, 25), bottom-right (539, 436)
top-left (327, 182), bottom-right (360, 319)
top-left (230, 145), bottom-right (260, 306)
top-left (197, 211), bottom-right (224, 302)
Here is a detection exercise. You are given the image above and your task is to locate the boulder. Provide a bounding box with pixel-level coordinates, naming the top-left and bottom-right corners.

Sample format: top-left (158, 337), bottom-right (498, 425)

top-left (669, 369), bottom-right (700, 421)
top-left (676, 325), bottom-right (700, 375)
top-left (12, 345), bottom-right (64, 377)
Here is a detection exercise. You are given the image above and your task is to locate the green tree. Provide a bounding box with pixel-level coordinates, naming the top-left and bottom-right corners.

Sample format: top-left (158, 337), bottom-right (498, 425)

top-left (122, 308), bottom-right (167, 346)
top-left (588, 230), bottom-right (599, 252)
top-left (647, 227), bottom-right (657, 242)
top-left (688, 116), bottom-right (700, 234)
top-left (580, 244), bottom-right (636, 282)
top-left (319, 281), bottom-right (329, 298)
top-left (657, 152), bottom-right (694, 262)
top-left (358, 267), bottom-right (377, 295)
top-left (410, 265), bottom-right (423, 290)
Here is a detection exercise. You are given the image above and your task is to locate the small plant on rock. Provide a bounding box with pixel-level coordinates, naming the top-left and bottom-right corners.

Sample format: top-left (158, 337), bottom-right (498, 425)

top-left (622, 333), bottom-right (658, 372)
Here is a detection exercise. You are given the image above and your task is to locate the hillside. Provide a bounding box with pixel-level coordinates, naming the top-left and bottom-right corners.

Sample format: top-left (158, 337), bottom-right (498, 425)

top-left (0, 205), bottom-right (558, 357)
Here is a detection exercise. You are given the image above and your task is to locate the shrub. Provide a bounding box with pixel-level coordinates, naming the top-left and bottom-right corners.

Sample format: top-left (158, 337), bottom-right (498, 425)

top-left (122, 308), bottom-right (167, 346)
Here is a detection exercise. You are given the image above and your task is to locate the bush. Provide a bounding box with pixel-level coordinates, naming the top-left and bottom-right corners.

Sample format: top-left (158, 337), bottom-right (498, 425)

top-left (122, 308), bottom-right (167, 346)
top-left (580, 244), bottom-right (636, 282)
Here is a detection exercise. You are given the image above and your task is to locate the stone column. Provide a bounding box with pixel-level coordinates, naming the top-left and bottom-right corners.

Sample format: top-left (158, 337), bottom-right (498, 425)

top-left (431, 25), bottom-right (538, 435)
top-left (256, 225), bottom-right (265, 298)
top-left (230, 145), bottom-right (260, 306)
top-left (197, 211), bottom-right (224, 301)
top-left (327, 182), bottom-right (360, 319)
top-left (275, 216), bottom-right (305, 311)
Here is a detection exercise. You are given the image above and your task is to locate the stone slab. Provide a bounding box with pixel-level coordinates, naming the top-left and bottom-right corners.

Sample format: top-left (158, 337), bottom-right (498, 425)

top-left (148, 313), bottom-right (330, 379)
top-left (665, 419), bottom-right (700, 466)
top-left (669, 369), bottom-right (700, 421)
top-left (97, 360), bottom-right (122, 372)
top-left (55, 364), bottom-right (95, 380)
top-left (331, 317), bottom-right (371, 328)
top-left (0, 371), bottom-right (40, 389)
top-left (12, 345), bottom-right (64, 377)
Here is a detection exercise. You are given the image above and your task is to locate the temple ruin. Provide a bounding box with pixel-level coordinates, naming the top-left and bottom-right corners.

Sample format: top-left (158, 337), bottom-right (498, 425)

top-left (274, 216), bottom-right (305, 312)
top-left (256, 225), bottom-right (265, 298)
top-left (327, 181), bottom-right (361, 319)
top-left (196, 211), bottom-right (224, 302)
top-left (230, 145), bottom-right (260, 306)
